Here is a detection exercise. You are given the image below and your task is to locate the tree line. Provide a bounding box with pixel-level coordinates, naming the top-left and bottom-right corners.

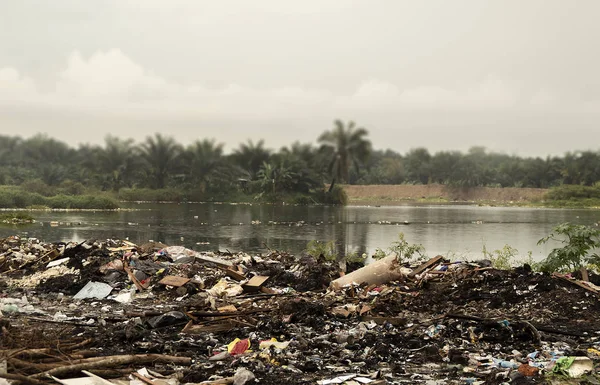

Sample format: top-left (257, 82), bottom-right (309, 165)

top-left (1, 120), bottom-right (599, 201)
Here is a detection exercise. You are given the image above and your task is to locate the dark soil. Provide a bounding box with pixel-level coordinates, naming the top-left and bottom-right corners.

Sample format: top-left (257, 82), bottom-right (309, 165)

top-left (3, 239), bottom-right (600, 384)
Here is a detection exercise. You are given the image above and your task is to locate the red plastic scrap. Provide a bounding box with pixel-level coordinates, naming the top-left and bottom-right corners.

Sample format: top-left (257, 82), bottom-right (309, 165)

top-left (230, 339), bottom-right (251, 355)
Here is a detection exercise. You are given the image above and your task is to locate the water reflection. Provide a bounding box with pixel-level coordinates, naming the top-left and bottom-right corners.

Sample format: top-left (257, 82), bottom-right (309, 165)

top-left (1, 203), bottom-right (598, 261)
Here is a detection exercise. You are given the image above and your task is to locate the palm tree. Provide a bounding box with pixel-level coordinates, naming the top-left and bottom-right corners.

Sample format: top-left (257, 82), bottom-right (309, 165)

top-left (186, 139), bottom-right (225, 192)
top-left (140, 133), bottom-right (183, 189)
top-left (318, 120), bottom-right (371, 190)
top-left (280, 142), bottom-right (316, 164)
top-left (231, 140), bottom-right (271, 180)
top-left (94, 136), bottom-right (141, 190)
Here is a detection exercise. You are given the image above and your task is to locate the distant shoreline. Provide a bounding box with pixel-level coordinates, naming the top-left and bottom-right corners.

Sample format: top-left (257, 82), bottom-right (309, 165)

top-left (2, 183), bottom-right (600, 210)
top-left (342, 184), bottom-right (547, 205)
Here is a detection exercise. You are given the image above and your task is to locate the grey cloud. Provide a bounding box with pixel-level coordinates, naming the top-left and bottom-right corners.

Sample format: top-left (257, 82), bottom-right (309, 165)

top-left (0, 0), bottom-right (599, 156)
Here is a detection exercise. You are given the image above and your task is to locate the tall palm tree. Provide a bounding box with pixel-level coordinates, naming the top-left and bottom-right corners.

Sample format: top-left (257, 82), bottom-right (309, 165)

top-left (231, 140), bottom-right (271, 180)
top-left (94, 136), bottom-right (141, 190)
top-left (186, 139), bottom-right (225, 191)
top-left (280, 142), bottom-right (316, 164)
top-left (318, 120), bottom-right (371, 189)
top-left (140, 133), bottom-right (183, 189)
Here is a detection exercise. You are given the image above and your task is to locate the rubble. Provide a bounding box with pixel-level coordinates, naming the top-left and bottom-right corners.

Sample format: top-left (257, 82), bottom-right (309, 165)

top-left (1, 235), bottom-right (600, 384)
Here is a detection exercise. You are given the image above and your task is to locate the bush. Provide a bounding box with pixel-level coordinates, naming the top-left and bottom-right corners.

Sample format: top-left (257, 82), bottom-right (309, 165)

top-left (46, 194), bottom-right (119, 209)
top-left (0, 186), bottom-right (45, 208)
top-left (546, 185), bottom-right (600, 200)
top-left (21, 179), bottom-right (55, 196)
top-left (0, 212), bottom-right (35, 223)
top-left (57, 180), bottom-right (86, 195)
top-left (305, 240), bottom-right (337, 261)
top-left (314, 185), bottom-right (348, 205)
top-left (538, 223), bottom-right (600, 273)
top-left (291, 194), bottom-right (315, 205)
top-left (0, 186), bottom-right (118, 209)
top-left (482, 244), bottom-right (518, 270)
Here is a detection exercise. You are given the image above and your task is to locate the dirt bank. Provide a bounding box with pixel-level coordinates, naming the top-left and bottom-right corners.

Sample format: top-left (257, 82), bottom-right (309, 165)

top-left (343, 184), bottom-right (548, 205)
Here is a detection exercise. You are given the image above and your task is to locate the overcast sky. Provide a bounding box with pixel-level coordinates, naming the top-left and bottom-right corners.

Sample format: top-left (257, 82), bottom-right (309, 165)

top-left (1, 0), bottom-right (599, 156)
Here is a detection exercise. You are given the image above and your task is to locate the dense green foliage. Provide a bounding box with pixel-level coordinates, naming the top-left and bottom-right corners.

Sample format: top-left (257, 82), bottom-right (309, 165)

top-left (354, 146), bottom-right (600, 188)
top-left (0, 121), bottom-right (372, 206)
top-left (1, 122), bottom-right (600, 208)
top-left (538, 223), bottom-right (600, 273)
top-left (546, 184), bottom-right (600, 200)
top-left (0, 186), bottom-right (118, 209)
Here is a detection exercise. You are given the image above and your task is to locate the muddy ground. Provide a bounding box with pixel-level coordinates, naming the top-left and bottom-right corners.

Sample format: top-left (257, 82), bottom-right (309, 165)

top-left (343, 184), bottom-right (547, 205)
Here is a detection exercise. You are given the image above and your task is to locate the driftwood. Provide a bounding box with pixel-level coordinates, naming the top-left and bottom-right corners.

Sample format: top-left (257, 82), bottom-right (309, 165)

top-left (31, 354), bottom-right (192, 379)
top-left (0, 372), bottom-right (48, 385)
top-left (553, 273), bottom-right (599, 294)
top-left (127, 307), bottom-right (271, 318)
top-left (331, 255), bottom-right (411, 290)
top-left (2, 339), bottom-right (94, 359)
top-left (408, 255), bottom-right (444, 278)
top-left (124, 265), bottom-right (145, 291)
top-left (187, 309), bottom-right (271, 317)
top-left (25, 317), bottom-right (99, 327)
top-left (198, 378), bottom-right (234, 385)
top-left (10, 354), bottom-right (134, 372)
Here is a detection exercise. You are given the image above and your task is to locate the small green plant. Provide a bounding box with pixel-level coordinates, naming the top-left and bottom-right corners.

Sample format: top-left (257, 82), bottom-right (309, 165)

top-left (306, 240), bottom-right (337, 261)
top-left (444, 250), bottom-right (470, 262)
top-left (482, 244), bottom-right (518, 270)
top-left (372, 248), bottom-right (387, 260)
top-left (519, 251), bottom-right (542, 271)
top-left (344, 251), bottom-right (367, 264)
top-left (481, 245), bottom-right (541, 270)
top-left (537, 223), bottom-right (600, 273)
top-left (372, 233), bottom-right (426, 262)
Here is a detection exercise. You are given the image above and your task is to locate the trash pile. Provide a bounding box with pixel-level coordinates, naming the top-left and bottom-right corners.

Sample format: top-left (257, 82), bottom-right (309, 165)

top-left (1, 235), bottom-right (600, 385)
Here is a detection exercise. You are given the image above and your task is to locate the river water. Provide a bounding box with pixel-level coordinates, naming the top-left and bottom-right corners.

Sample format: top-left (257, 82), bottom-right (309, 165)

top-left (1, 203), bottom-right (599, 261)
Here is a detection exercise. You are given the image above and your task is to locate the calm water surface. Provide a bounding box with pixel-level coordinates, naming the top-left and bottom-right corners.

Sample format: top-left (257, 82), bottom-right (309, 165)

top-left (2, 203), bottom-right (599, 260)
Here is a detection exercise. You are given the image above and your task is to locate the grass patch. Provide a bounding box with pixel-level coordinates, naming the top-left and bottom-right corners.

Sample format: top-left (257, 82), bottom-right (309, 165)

top-left (0, 211), bottom-right (35, 224)
top-left (0, 186), bottom-right (119, 209)
top-left (118, 188), bottom-right (190, 202)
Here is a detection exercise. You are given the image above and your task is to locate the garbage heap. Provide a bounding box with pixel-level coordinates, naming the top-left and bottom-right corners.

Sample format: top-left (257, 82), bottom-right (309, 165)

top-left (1, 235), bottom-right (600, 385)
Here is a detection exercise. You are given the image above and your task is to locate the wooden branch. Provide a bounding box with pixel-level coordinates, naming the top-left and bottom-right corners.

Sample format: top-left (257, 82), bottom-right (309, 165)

top-left (63, 339), bottom-right (95, 352)
top-left (409, 255), bottom-right (444, 278)
top-left (124, 265), bottom-right (144, 291)
top-left (0, 373), bottom-right (49, 385)
top-left (198, 378), bottom-right (234, 385)
top-left (3, 339), bottom-right (94, 359)
top-left (25, 317), bottom-right (98, 328)
top-left (520, 320), bottom-right (541, 343)
top-left (131, 372), bottom-right (159, 385)
top-left (187, 309), bottom-right (271, 317)
top-left (31, 354), bottom-right (192, 379)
